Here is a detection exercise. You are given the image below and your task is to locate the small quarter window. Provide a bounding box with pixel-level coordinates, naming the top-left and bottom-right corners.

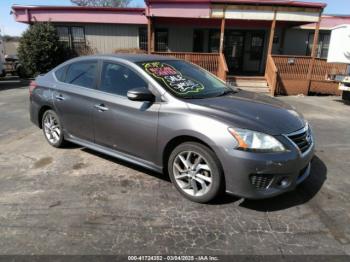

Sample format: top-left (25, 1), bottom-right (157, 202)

top-left (55, 66), bottom-right (67, 82)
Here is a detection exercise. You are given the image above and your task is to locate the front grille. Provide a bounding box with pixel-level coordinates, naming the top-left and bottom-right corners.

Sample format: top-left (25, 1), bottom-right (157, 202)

top-left (287, 126), bottom-right (312, 153)
top-left (250, 174), bottom-right (274, 190)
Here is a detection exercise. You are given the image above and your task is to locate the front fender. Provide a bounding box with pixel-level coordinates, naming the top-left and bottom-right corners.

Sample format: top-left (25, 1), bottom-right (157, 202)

top-left (155, 108), bottom-right (237, 168)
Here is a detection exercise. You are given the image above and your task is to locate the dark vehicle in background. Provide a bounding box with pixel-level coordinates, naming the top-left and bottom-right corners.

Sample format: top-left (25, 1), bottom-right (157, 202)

top-left (0, 55), bottom-right (26, 78)
top-left (29, 54), bottom-right (315, 203)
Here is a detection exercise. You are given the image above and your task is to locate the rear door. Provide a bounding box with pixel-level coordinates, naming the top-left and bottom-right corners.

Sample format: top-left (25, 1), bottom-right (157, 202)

top-left (93, 60), bottom-right (160, 162)
top-left (53, 59), bottom-right (98, 141)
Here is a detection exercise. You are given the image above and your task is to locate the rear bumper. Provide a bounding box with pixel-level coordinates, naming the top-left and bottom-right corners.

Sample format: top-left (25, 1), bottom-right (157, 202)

top-left (29, 97), bottom-right (41, 128)
top-left (219, 136), bottom-right (315, 199)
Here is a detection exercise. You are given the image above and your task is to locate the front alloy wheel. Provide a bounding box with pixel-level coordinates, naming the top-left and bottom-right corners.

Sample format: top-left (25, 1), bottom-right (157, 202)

top-left (173, 151), bottom-right (212, 197)
top-left (168, 142), bottom-right (223, 203)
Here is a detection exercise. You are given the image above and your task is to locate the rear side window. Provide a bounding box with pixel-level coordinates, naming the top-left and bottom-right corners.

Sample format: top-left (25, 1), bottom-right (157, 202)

top-left (54, 65), bottom-right (67, 82)
top-left (65, 60), bottom-right (98, 89)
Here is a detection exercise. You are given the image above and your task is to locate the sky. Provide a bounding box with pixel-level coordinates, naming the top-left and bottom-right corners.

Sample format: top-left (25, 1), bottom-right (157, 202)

top-left (1, 0), bottom-right (350, 36)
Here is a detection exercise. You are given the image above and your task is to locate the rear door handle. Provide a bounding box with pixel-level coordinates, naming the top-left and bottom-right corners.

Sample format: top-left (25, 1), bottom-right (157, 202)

top-left (94, 104), bottom-right (109, 112)
top-left (55, 94), bottom-right (65, 101)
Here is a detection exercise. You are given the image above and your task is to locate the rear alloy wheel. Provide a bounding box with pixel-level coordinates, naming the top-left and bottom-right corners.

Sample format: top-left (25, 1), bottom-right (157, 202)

top-left (168, 142), bottom-right (224, 203)
top-left (42, 110), bottom-right (65, 148)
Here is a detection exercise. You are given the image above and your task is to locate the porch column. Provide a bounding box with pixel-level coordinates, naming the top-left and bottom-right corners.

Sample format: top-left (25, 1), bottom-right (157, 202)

top-left (219, 16), bottom-right (226, 54)
top-left (307, 12), bottom-right (322, 92)
top-left (147, 17), bottom-right (155, 54)
top-left (147, 16), bottom-right (152, 54)
top-left (267, 11), bottom-right (277, 57)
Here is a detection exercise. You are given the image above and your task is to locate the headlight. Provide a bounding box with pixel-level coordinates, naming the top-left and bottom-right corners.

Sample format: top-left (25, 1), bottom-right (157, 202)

top-left (228, 128), bottom-right (286, 152)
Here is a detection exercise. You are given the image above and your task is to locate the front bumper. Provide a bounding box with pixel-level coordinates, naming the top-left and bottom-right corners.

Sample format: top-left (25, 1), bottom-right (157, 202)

top-left (219, 134), bottom-right (315, 199)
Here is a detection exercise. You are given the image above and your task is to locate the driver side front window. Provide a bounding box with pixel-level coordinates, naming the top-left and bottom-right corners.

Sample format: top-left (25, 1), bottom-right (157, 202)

top-left (100, 62), bottom-right (147, 97)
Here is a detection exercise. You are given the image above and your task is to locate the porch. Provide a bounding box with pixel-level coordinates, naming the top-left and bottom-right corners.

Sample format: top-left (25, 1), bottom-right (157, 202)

top-left (146, 1), bottom-right (347, 96)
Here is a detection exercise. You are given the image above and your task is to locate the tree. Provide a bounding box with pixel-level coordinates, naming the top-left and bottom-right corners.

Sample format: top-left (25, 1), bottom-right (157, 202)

top-left (17, 23), bottom-right (65, 77)
top-left (71, 0), bottom-right (132, 7)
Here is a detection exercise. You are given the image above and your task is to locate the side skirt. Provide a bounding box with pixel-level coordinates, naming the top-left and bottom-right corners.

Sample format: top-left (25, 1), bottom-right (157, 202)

top-left (65, 135), bottom-right (163, 174)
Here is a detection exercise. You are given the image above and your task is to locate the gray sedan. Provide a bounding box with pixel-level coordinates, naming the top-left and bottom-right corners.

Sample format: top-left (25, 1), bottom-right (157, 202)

top-left (29, 54), bottom-right (314, 203)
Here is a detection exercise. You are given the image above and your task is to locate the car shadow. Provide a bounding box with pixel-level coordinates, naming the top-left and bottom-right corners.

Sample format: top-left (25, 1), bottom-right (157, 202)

top-left (75, 145), bottom-right (326, 209)
top-left (238, 155), bottom-right (327, 212)
top-left (81, 148), bottom-right (171, 183)
top-left (0, 77), bottom-right (30, 91)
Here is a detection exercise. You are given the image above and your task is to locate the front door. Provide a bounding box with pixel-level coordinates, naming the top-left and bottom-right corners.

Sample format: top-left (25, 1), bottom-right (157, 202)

top-left (242, 31), bottom-right (265, 74)
top-left (93, 61), bottom-right (159, 163)
top-left (224, 31), bottom-right (245, 75)
top-left (222, 30), bottom-right (266, 75)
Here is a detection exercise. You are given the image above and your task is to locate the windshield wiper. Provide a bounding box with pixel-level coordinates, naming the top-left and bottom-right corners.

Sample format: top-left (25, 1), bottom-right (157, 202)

top-left (217, 88), bottom-right (238, 97)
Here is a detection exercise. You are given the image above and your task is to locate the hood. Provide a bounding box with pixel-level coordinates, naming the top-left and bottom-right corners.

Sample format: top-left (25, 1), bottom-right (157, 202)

top-left (186, 90), bottom-right (305, 135)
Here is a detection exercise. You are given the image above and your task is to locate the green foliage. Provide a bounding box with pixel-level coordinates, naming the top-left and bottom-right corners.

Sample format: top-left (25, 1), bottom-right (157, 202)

top-left (71, 0), bottom-right (132, 7)
top-left (17, 23), bottom-right (65, 77)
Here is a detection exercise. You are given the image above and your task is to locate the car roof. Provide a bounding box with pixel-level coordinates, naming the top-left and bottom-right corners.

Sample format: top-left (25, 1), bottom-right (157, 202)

top-left (83, 54), bottom-right (179, 63)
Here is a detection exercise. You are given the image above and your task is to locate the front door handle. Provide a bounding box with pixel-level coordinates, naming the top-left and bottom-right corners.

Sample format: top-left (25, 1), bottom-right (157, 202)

top-left (55, 94), bottom-right (65, 101)
top-left (94, 104), bottom-right (109, 112)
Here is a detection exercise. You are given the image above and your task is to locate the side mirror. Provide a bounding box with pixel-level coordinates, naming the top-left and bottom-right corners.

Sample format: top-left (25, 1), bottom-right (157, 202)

top-left (127, 87), bottom-right (155, 102)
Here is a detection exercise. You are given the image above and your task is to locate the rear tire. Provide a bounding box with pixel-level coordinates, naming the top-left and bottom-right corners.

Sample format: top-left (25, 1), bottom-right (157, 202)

top-left (168, 142), bottom-right (224, 203)
top-left (42, 110), bottom-right (66, 148)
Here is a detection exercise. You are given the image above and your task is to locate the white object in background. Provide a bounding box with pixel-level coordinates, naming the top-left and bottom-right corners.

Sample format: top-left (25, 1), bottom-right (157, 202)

top-left (328, 24), bottom-right (350, 64)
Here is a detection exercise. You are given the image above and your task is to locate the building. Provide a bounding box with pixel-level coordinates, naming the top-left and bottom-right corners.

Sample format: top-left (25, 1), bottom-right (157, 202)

top-left (11, 0), bottom-right (350, 96)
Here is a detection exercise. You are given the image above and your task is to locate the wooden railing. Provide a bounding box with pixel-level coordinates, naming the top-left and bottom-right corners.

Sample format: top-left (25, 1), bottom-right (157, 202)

top-left (269, 55), bottom-right (348, 96)
top-left (265, 55), bottom-right (278, 95)
top-left (271, 55), bottom-right (347, 80)
top-left (272, 55), bottom-right (311, 79)
top-left (152, 52), bottom-right (224, 78)
top-left (217, 53), bottom-right (229, 81)
top-left (312, 59), bottom-right (348, 81)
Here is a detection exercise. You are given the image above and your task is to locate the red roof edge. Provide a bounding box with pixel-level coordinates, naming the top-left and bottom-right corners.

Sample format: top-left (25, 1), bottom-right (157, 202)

top-left (146, 0), bottom-right (326, 9)
top-left (11, 5), bottom-right (146, 13)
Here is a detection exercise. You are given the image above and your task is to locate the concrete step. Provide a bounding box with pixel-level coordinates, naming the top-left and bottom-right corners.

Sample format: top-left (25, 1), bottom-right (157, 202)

top-left (236, 86), bottom-right (271, 95)
top-left (227, 76), bottom-right (270, 94)
top-left (230, 80), bottom-right (268, 87)
top-left (227, 76), bottom-right (269, 88)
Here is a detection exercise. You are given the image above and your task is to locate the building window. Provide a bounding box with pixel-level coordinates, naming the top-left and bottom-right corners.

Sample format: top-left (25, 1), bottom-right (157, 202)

top-left (56, 26), bottom-right (86, 50)
top-left (307, 32), bottom-right (330, 59)
top-left (209, 29), bottom-right (220, 53)
top-left (139, 27), bottom-right (148, 51)
top-left (193, 29), bottom-right (205, 52)
top-left (155, 29), bottom-right (168, 52)
top-left (56, 26), bottom-right (70, 48)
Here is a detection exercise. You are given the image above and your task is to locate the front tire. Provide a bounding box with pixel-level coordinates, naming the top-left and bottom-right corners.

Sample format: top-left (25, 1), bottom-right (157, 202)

top-left (168, 142), bottom-right (224, 203)
top-left (42, 110), bottom-right (65, 148)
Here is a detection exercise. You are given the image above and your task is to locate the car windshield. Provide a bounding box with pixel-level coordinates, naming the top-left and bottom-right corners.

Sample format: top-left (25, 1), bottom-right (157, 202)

top-left (137, 60), bottom-right (236, 99)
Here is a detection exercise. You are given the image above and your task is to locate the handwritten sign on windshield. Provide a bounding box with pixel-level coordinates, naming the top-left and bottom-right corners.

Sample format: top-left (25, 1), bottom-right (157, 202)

top-left (142, 62), bottom-right (204, 95)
